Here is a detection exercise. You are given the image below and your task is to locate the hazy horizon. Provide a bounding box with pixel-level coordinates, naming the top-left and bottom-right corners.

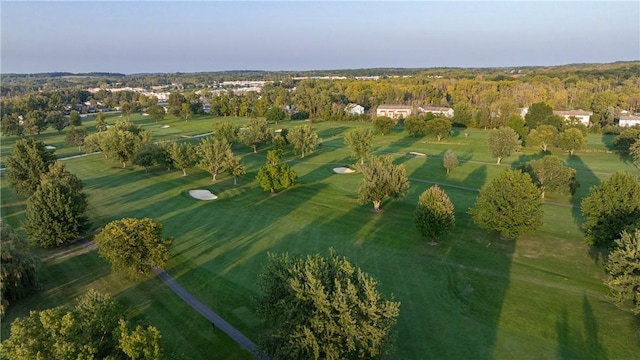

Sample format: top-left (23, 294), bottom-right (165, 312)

top-left (2, 1), bottom-right (639, 74)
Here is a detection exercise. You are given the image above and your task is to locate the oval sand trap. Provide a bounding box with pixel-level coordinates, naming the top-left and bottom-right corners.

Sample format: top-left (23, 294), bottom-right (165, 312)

top-left (333, 167), bottom-right (355, 174)
top-left (161, 125), bottom-right (170, 128)
top-left (45, 145), bottom-right (56, 150)
top-left (189, 189), bottom-right (218, 200)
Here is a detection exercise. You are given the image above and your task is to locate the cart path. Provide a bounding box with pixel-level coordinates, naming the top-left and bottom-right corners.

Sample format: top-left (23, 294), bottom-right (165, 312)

top-left (75, 240), bottom-right (265, 359)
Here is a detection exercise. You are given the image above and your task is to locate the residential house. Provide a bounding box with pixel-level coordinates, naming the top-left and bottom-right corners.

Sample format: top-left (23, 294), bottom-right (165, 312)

top-left (619, 115), bottom-right (640, 127)
top-left (417, 105), bottom-right (454, 118)
top-left (376, 104), bottom-right (412, 119)
top-left (553, 109), bottom-right (592, 126)
top-left (345, 103), bottom-right (365, 116)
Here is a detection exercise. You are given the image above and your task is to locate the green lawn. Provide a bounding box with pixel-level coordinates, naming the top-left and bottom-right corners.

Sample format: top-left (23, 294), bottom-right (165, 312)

top-left (2, 120), bottom-right (639, 359)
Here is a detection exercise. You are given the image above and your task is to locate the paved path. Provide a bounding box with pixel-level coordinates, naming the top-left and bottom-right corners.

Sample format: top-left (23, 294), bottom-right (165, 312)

top-left (75, 240), bottom-right (265, 359)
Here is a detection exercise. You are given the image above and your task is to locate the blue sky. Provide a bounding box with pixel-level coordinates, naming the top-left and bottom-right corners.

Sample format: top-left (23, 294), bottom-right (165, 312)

top-left (1, 1), bottom-right (639, 74)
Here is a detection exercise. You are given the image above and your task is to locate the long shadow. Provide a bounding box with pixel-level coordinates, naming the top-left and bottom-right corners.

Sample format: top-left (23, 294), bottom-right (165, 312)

top-left (563, 155), bottom-right (602, 262)
top-left (555, 296), bottom-right (607, 359)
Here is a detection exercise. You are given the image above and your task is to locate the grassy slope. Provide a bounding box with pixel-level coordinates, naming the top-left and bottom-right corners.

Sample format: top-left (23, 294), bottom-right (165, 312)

top-left (2, 118), bottom-right (639, 358)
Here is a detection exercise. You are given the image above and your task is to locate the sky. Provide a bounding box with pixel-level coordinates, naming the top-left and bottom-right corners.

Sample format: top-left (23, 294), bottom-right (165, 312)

top-left (1, 1), bottom-right (639, 74)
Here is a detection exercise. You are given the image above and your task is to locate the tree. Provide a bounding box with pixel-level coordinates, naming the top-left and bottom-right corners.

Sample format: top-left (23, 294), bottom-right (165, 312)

top-left (470, 169), bottom-right (543, 239)
top-left (256, 150), bottom-right (298, 194)
top-left (524, 102), bottom-right (553, 128)
top-left (452, 102), bottom-right (473, 126)
top-left (197, 137), bottom-right (233, 181)
top-left (69, 110), bottom-right (82, 126)
top-left (213, 121), bottom-right (239, 144)
top-left (357, 155), bottom-right (410, 212)
top-left (425, 118), bottom-right (452, 141)
top-left (0, 290), bottom-right (163, 359)
top-left (604, 229), bottom-right (640, 315)
top-left (227, 155), bottom-right (246, 185)
top-left (1, 114), bottom-right (24, 137)
top-left (612, 128), bottom-right (640, 154)
top-left (168, 142), bottom-right (196, 176)
top-left (265, 106), bottom-right (286, 124)
top-left (1, 225), bottom-right (38, 318)
top-left (95, 111), bottom-right (107, 132)
top-left (488, 126), bottom-right (522, 164)
top-left (257, 249), bottom-right (400, 360)
top-left (581, 171), bottom-right (640, 248)
top-left (48, 111), bottom-right (66, 133)
top-left (25, 162), bottom-right (89, 247)
top-left (556, 128), bottom-right (586, 156)
top-left (24, 110), bottom-right (47, 135)
top-left (121, 101), bottom-right (135, 121)
top-left (239, 117), bottom-right (271, 153)
top-left (102, 120), bottom-right (151, 168)
top-left (415, 185), bottom-right (455, 244)
top-left (631, 140), bottom-right (640, 168)
top-left (286, 124), bottom-right (319, 158)
top-left (5, 138), bottom-right (57, 196)
top-left (404, 116), bottom-right (427, 137)
top-left (65, 126), bottom-right (88, 151)
top-left (180, 102), bottom-right (193, 121)
top-left (146, 104), bottom-right (166, 123)
top-left (527, 125), bottom-right (558, 152)
top-left (344, 128), bottom-right (374, 165)
top-left (133, 143), bottom-right (165, 172)
top-left (443, 149), bottom-right (458, 174)
top-left (373, 116), bottom-right (395, 135)
top-left (521, 155), bottom-right (578, 198)
top-left (168, 92), bottom-right (187, 116)
top-left (95, 218), bottom-right (172, 278)
top-left (505, 114), bottom-right (527, 143)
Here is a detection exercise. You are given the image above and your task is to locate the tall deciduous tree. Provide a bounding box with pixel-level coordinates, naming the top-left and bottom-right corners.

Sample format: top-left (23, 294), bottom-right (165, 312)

top-left (604, 229), bottom-right (640, 315)
top-left (344, 128), bottom-right (374, 165)
top-left (24, 110), bottom-right (48, 135)
top-left (227, 155), bottom-right (246, 185)
top-left (180, 102), bottom-right (193, 121)
top-left (1, 114), bottom-right (24, 137)
top-left (357, 155), bottom-right (410, 212)
top-left (69, 110), bottom-right (82, 126)
top-left (133, 143), bottom-right (165, 172)
top-left (95, 218), bottom-right (172, 278)
top-left (95, 111), bottom-right (107, 132)
top-left (415, 185), bottom-right (455, 244)
top-left (286, 124), bottom-right (319, 158)
top-left (5, 138), bottom-right (57, 196)
top-left (169, 142), bottom-right (196, 176)
top-left (487, 126), bottom-right (522, 164)
top-left (581, 171), bottom-right (640, 248)
top-left (556, 128), bottom-right (586, 156)
top-left (48, 111), bottom-right (66, 133)
top-left (25, 162), bottom-right (89, 247)
top-left (102, 120), bottom-right (151, 168)
top-left (257, 249), bottom-right (400, 360)
top-left (0, 290), bottom-right (163, 359)
top-left (256, 150), bottom-right (297, 194)
top-left (239, 118), bottom-right (272, 153)
top-left (527, 125), bottom-right (558, 152)
top-left (425, 118), bottom-right (452, 141)
top-left (631, 141), bottom-right (640, 168)
top-left (373, 116), bottom-right (395, 135)
top-left (404, 116), bottom-right (427, 137)
top-left (525, 102), bottom-right (553, 129)
top-left (213, 121), bottom-right (239, 144)
top-left (265, 106), bottom-right (286, 124)
top-left (470, 169), bottom-right (543, 239)
top-left (0, 225), bottom-right (38, 318)
top-left (146, 104), bottom-right (166, 123)
top-left (612, 128), bottom-right (640, 155)
top-left (443, 149), bottom-right (458, 174)
top-left (65, 126), bottom-right (88, 151)
top-left (197, 137), bottom-right (233, 181)
top-left (168, 92), bottom-right (187, 116)
top-left (521, 155), bottom-right (578, 198)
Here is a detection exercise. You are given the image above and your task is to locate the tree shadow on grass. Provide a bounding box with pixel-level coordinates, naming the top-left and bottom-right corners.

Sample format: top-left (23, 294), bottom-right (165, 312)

top-left (556, 296), bottom-right (607, 359)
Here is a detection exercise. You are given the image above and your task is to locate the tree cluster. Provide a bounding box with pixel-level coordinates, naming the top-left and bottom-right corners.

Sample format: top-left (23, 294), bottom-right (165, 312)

top-left (0, 225), bottom-right (39, 317)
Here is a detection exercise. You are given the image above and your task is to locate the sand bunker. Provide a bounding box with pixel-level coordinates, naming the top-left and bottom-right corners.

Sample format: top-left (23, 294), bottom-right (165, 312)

top-left (45, 145), bottom-right (56, 150)
top-left (333, 167), bottom-right (356, 174)
top-left (274, 129), bottom-right (282, 133)
top-left (408, 151), bottom-right (426, 157)
top-left (161, 125), bottom-right (170, 128)
top-left (188, 189), bottom-right (218, 200)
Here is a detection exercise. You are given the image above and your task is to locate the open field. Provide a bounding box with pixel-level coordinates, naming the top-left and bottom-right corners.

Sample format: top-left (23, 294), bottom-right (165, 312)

top-left (2, 116), bottom-right (639, 358)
